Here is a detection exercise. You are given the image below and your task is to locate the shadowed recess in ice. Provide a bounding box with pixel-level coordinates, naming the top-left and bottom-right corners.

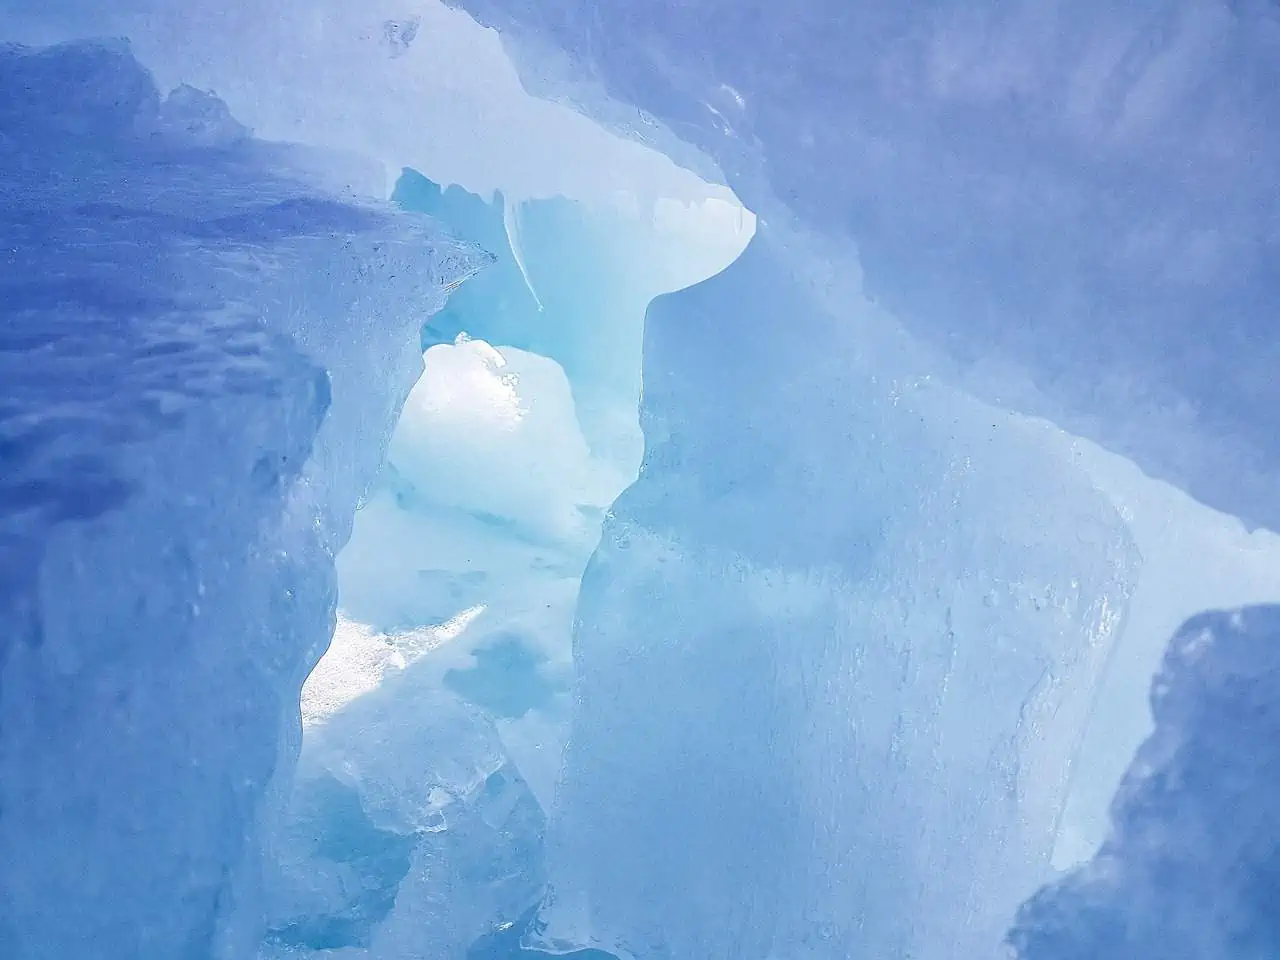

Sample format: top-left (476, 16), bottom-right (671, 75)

top-left (1010, 605), bottom-right (1280, 960)
top-left (0, 41), bottom-right (483, 960)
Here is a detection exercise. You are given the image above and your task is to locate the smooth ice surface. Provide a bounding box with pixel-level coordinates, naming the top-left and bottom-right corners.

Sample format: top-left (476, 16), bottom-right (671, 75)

top-left (1011, 605), bottom-right (1280, 959)
top-left (532, 224), bottom-right (1140, 960)
top-left (0, 42), bottom-right (481, 959)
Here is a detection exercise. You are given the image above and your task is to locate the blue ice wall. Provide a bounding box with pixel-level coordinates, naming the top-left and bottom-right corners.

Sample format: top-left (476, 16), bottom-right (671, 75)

top-left (1010, 605), bottom-right (1280, 960)
top-left (405, 6), bottom-right (1280, 954)
top-left (2, 5), bottom-right (1275, 960)
top-left (533, 224), bottom-right (1140, 960)
top-left (0, 42), bottom-right (482, 959)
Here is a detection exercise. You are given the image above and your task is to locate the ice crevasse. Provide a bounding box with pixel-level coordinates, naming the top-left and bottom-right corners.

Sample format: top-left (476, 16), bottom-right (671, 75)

top-left (1, 1), bottom-right (1280, 960)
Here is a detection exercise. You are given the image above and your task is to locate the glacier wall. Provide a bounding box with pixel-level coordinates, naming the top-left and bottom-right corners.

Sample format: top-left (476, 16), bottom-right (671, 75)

top-left (0, 42), bottom-right (483, 959)
top-left (385, 4), bottom-right (1280, 953)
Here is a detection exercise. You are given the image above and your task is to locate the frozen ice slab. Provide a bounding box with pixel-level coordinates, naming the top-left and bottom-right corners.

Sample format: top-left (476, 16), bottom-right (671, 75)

top-left (264, 670), bottom-right (544, 959)
top-left (0, 41), bottom-right (481, 959)
top-left (531, 226), bottom-right (1140, 960)
top-left (1010, 605), bottom-right (1280, 960)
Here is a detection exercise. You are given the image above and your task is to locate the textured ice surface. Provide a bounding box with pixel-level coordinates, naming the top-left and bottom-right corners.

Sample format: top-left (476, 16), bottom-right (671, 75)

top-left (0, 42), bottom-right (481, 959)
top-left (262, 673), bottom-right (544, 959)
top-left (532, 225), bottom-right (1140, 960)
top-left (1011, 605), bottom-right (1280, 960)
top-left (0, 0), bottom-right (742, 214)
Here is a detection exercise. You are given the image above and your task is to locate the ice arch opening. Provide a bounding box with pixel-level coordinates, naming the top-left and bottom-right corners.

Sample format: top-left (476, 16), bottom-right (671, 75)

top-left (248, 29), bottom-right (754, 953)
top-left (272, 170), bottom-right (753, 956)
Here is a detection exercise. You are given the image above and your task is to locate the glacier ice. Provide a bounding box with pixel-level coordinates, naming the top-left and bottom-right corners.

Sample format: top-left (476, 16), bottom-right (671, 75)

top-left (3, 2), bottom-right (1280, 959)
top-left (262, 667), bottom-right (545, 959)
top-left (449, 0), bottom-right (1280, 535)
top-left (0, 0), bottom-right (740, 213)
top-left (1011, 605), bottom-right (1280, 960)
top-left (0, 41), bottom-right (482, 959)
top-left (529, 224), bottom-right (1142, 960)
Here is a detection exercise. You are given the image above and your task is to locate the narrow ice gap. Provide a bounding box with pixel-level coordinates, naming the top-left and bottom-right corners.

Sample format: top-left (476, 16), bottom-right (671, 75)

top-left (279, 169), bottom-right (755, 954)
top-left (251, 7), bottom-right (757, 947)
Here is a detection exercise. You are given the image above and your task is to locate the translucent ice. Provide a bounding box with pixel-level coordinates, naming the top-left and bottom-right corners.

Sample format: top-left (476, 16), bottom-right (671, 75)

top-left (389, 335), bottom-right (624, 548)
top-left (4, 3), bottom-right (1279, 960)
top-left (263, 667), bottom-right (544, 959)
top-left (532, 227), bottom-right (1140, 960)
top-left (1049, 453), bottom-right (1280, 868)
top-left (0, 42), bottom-right (481, 959)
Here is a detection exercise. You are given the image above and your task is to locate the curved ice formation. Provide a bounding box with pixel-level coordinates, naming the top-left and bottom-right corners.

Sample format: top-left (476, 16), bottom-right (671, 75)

top-left (448, 0), bottom-right (1280, 536)
top-left (0, 42), bottom-right (483, 959)
top-left (1010, 605), bottom-right (1280, 960)
top-left (503, 198), bottom-right (545, 313)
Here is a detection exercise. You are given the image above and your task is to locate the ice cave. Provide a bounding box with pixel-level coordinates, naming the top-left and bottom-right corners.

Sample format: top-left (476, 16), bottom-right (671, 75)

top-left (1, 1), bottom-right (1279, 958)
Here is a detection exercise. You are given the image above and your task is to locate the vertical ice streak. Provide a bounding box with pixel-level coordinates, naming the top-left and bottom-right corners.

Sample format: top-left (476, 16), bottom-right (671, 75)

top-left (504, 196), bottom-right (546, 313)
